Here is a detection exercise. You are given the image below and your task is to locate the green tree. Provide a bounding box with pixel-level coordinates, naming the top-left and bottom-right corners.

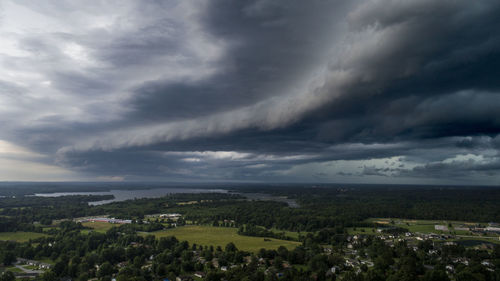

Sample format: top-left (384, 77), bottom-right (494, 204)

top-left (343, 272), bottom-right (363, 281)
top-left (225, 242), bottom-right (237, 252)
top-left (423, 269), bottom-right (450, 281)
top-left (41, 271), bottom-right (57, 281)
top-left (0, 272), bottom-right (15, 281)
top-left (97, 262), bottom-right (114, 278)
top-left (1, 252), bottom-right (16, 266)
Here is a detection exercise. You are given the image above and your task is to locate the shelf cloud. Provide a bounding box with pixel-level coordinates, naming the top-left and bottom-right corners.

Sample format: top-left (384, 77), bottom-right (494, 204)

top-left (1, 0), bottom-right (499, 184)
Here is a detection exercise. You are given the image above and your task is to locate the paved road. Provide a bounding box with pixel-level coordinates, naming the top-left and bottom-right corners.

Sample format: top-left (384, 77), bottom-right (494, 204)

top-left (14, 264), bottom-right (43, 274)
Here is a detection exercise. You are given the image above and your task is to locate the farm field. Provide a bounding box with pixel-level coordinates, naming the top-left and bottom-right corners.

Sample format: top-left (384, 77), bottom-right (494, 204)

top-left (366, 218), bottom-right (482, 233)
top-left (81, 221), bottom-right (116, 233)
top-left (346, 218), bottom-right (500, 244)
top-left (346, 218), bottom-right (500, 236)
top-left (269, 227), bottom-right (305, 240)
top-left (0, 232), bottom-right (47, 242)
top-left (145, 225), bottom-right (301, 252)
top-left (454, 237), bottom-right (500, 245)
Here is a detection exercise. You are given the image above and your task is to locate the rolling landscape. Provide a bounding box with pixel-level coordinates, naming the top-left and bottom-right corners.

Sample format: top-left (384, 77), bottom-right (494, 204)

top-left (1, 0), bottom-right (500, 280)
top-left (1, 184), bottom-right (499, 280)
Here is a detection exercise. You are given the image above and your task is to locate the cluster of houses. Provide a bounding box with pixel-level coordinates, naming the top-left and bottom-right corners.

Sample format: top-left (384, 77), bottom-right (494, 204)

top-left (433, 222), bottom-right (500, 234)
top-left (12, 258), bottom-right (52, 278)
top-left (472, 223), bottom-right (500, 234)
top-left (16, 258), bottom-right (52, 270)
top-left (327, 229), bottom-right (498, 278)
top-left (76, 217), bottom-right (132, 224)
top-left (75, 213), bottom-right (184, 227)
top-left (338, 224), bottom-right (500, 278)
top-left (434, 225), bottom-right (449, 231)
top-left (145, 213), bottom-right (183, 221)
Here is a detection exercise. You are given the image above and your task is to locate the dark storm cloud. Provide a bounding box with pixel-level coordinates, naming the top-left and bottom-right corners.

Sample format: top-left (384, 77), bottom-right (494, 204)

top-left (299, 0), bottom-right (500, 142)
top-left (1, 0), bottom-right (500, 183)
top-left (58, 0), bottom-right (500, 183)
top-left (400, 157), bottom-right (500, 179)
top-left (129, 0), bottom-right (354, 121)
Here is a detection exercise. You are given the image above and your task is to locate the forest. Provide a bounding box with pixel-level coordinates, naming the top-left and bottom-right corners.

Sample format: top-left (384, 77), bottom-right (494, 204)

top-left (0, 185), bottom-right (499, 280)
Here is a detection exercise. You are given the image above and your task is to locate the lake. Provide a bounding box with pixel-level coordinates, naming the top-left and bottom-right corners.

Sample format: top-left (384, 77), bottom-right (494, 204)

top-left (34, 187), bottom-right (300, 207)
top-left (237, 192), bottom-right (299, 208)
top-left (34, 187), bottom-right (228, 205)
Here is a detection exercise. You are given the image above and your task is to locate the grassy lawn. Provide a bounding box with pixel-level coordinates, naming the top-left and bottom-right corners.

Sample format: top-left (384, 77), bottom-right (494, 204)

top-left (367, 218), bottom-right (466, 233)
top-left (453, 230), bottom-right (473, 235)
top-left (0, 232), bottom-right (47, 242)
top-left (364, 218), bottom-right (499, 238)
top-left (23, 265), bottom-right (39, 270)
top-left (293, 264), bottom-right (308, 271)
top-left (453, 237), bottom-right (500, 245)
top-left (0, 266), bottom-right (23, 273)
top-left (406, 224), bottom-right (438, 233)
top-left (146, 225), bottom-right (301, 252)
top-left (269, 228), bottom-right (305, 240)
top-left (38, 258), bottom-right (55, 265)
top-left (346, 227), bottom-right (378, 235)
top-left (81, 221), bottom-right (116, 233)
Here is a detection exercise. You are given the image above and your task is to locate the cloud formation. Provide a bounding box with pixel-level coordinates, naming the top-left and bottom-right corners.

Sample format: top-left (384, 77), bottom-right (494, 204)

top-left (1, 0), bottom-right (499, 184)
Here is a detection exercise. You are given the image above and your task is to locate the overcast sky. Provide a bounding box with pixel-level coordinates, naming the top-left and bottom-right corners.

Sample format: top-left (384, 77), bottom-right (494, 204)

top-left (0, 0), bottom-right (499, 184)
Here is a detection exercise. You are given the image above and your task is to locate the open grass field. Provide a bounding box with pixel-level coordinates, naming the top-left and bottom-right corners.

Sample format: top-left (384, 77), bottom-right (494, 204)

top-left (0, 231), bottom-right (47, 242)
top-left (406, 223), bottom-right (438, 233)
top-left (38, 258), bottom-right (55, 265)
top-left (453, 237), bottom-right (500, 245)
top-left (348, 218), bottom-right (471, 235)
top-left (81, 221), bottom-right (116, 233)
top-left (0, 266), bottom-right (23, 273)
top-left (269, 228), bottom-right (305, 240)
top-left (359, 218), bottom-right (499, 237)
top-left (146, 225), bottom-right (301, 252)
top-left (366, 218), bottom-right (479, 233)
top-left (23, 264), bottom-right (42, 270)
top-left (368, 218), bottom-right (464, 225)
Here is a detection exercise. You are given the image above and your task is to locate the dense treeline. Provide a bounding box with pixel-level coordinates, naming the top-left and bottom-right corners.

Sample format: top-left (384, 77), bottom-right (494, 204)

top-left (238, 225), bottom-right (297, 241)
top-left (115, 222), bottom-right (166, 233)
top-left (94, 193), bottom-right (244, 219)
top-left (0, 195), bottom-right (113, 208)
top-left (294, 187), bottom-right (500, 222)
top-left (164, 199), bottom-right (361, 232)
top-left (0, 195), bottom-right (113, 222)
top-left (1, 223), bottom-right (499, 281)
top-left (2, 187), bottom-right (500, 235)
top-left (0, 186), bottom-right (499, 280)
top-left (168, 187), bottom-right (500, 231)
top-left (0, 216), bottom-right (43, 233)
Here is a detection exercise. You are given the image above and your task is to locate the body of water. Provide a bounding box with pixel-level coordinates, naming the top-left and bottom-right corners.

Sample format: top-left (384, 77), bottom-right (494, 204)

top-left (237, 192), bottom-right (299, 208)
top-left (34, 187), bottom-right (228, 205)
top-left (34, 187), bottom-right (300, 207)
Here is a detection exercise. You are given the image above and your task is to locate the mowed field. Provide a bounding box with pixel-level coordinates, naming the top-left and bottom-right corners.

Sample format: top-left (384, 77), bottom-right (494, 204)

top-left (363, 218), bottom-right (476, 233)
top-left (347, 218), bottom-right (472, 235)
top-left (81, 221), bottom-right (116, 233)
top-left (269, 228), bottom-right (306, 240)
top-left (346, 218), bottom-right (500, 244)
top-left (346, 225), bottom-right (445, 235)
top-left (146, 225), bottom-right (301, 252)
top-left (0, 231), bottom-right (47, 242)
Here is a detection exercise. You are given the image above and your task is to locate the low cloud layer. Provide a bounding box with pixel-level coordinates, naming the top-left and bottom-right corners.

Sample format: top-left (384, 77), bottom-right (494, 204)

top-left (1, 0), bottom-right (499, 184)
